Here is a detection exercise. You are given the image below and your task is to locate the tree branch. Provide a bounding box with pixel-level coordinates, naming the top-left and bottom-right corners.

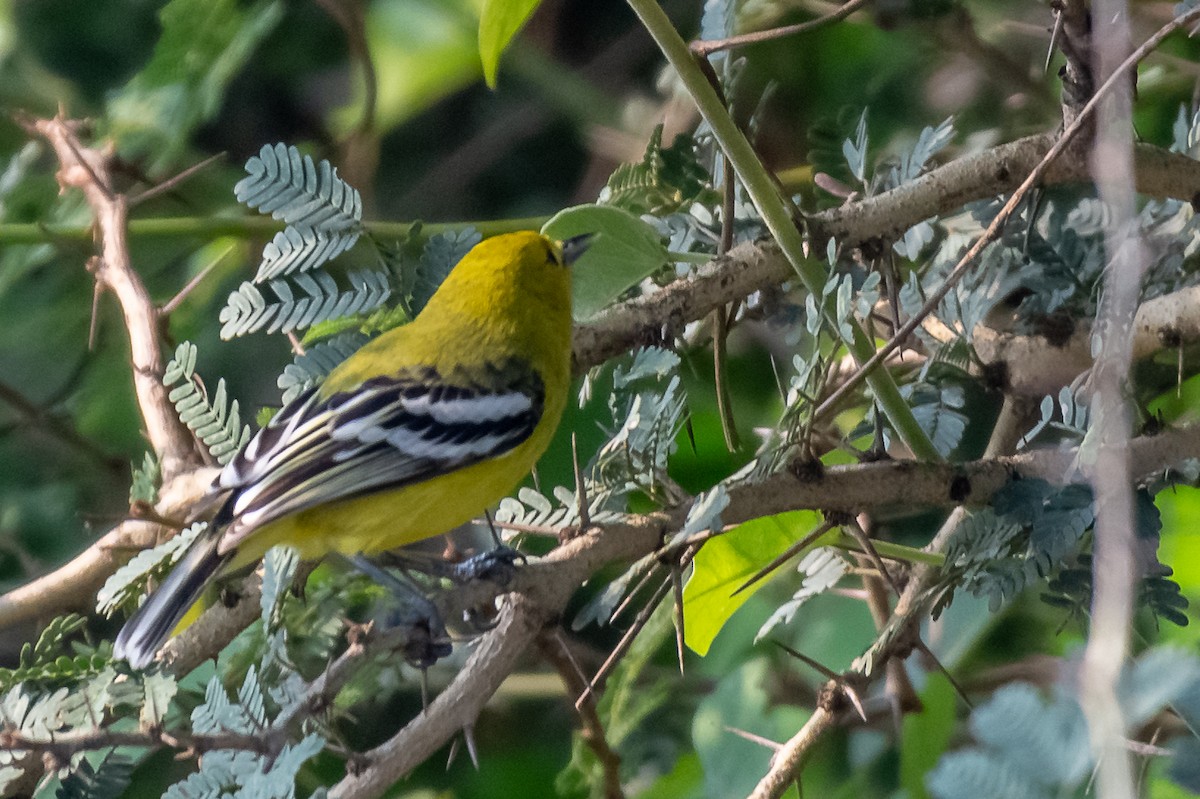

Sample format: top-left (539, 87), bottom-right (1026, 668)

top-left (25, 114), bottom-right (198, 479)
top-left (573, 135), bottom-right (1200, 375)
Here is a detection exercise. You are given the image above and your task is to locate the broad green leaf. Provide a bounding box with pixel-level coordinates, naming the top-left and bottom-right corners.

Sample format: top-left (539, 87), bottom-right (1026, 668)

top-left (682, 510), bottom-right (826, 656)
top-left (478, 0), bottom-right (542, 88)
top-left (542, 204), bottom-right (669, 320)
top-left (1157, 486), bottom-right (1200, 629)
top-left (342, 0), bottom-right (481, 132)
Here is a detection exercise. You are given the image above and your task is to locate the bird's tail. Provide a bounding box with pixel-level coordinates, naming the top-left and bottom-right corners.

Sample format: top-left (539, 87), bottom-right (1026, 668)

top-left (114, 527), bottom-right (233, 669)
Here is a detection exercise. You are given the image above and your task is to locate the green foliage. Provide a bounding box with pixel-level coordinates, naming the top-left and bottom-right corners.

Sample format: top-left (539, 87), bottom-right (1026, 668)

top-left (592, 348), bottom-right (689, 498)
top-left (542, 204), bottom-right (670, 320)
top-left (755, 547), bottom-right (848, 642)
top-left (96, 523), bottom-right (206, 617)
top-left (56, 751), bottom-right (134, 799)
top-left (277, 331), bottom-right (370, 403)
top-left (234, 144), bottom-right (363, 235)
top-left (253, 225), bottom-right (361, 281)
top-left (478, 0), bottom-right (542, 88)
top-left (163, 342), bottom-right (251, 463)
top-left (166, 668), bottom-right (324, 798)
top-left (260, 545), bottom-right (300, 630)
top-left (219, 143), bottom-right (387, 340)
top-left (559, 600), bottom-right (687, 797)
top-left (683, 509), bottom-right (826, 655)
top-left (219, 269), bottom-right (392, 339)
top-left (106, 0), bottom-right (285, 169)
top-left (930, 649), bottom-right (1200, 799)
top-left (128, 451), bottom-right (160, 506)
top-left (0, 614), bottom-right (90, 690)
top-left (601, 127), bottom-right (719, 216)
top-left (6, 2), bottom-right (1200, 796)
top-left (927, 683), bottom-right (1089, 799)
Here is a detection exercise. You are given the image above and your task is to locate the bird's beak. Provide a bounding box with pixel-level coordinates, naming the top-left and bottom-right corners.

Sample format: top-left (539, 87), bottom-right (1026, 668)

top-left (561, 233), bottom-right (593, 266)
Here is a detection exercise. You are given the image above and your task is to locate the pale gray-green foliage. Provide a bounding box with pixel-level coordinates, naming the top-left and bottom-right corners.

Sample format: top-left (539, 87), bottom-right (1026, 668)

top-left (902, 381), bottom-right (969, 458)
top-left (756, 548), bottom-right (848, 642)
top-left (842, 109), bottom-right (869, 185)
top-left (1171, 103), bottom-right (1200, 156)
top-left (128, 451), bottom-right (160, 506)
top-left (595, 373), bottom-right (686, 498)
top-left (277, 331), bottom-right (370, 403)
top-left (166, 668), bottom-right (324, 799)
top-left (0, 657), bottom-right (168, 798)
top-left (494, 484), bottom-right (625, 532)
top-left (929, 649), bottom-right (1200, 799)
top-left (935, 480), bottom-right (1098, 614)
top-left (668, 484), bottom-right (729, 548)
top-left (220, 143), bottom-right (404, 342)
top-left (234, 144), bottom-right (361, 234)
top-left (842, 114), bottom-right (954, 257)
top-left (254, 225), bottom-right (359, 281)
top-left (96, 522), bottom-right (206, 616)
top-left (164, 342), bottom-right (251, 464)
top-left (219, 269), bottom-right (391, 340)
top-left (572, 549), bottom-right (661, 630)
top-left (1018, 384), bottom-right (1090, 450)
top-left (54, 750), bottom-right (134, 799)
top-left (260, 546), bottom-right (299, 631)
top-left (409, 227), bottom-right (482, 315)
top-left (499, 349), bottom-right (687, 533)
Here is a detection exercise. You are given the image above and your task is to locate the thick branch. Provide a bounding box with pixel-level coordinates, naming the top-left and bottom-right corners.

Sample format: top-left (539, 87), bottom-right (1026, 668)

top-left (0, 468), bottom-right (217, 629)
top-left (574, 136), bottom-right (1200, 373)
top-left (975, 283), bottom-right (1200, 396)
top-left (29, 115), bottom-right (195, 478)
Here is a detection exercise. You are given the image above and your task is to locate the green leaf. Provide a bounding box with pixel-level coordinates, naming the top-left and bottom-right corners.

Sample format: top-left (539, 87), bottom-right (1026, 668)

top-left (682, 510), bottom-right (826, 656)
top-left (542, 204), bottom-right (669, 320)
top-left (348, 0), bottom-right (482, 130)
top-left (106, 0), bottom-right (284, 171)
top-left (901, 672), bottom-right (959, 799)
top-left (478, 0), bottom-right (542, 88)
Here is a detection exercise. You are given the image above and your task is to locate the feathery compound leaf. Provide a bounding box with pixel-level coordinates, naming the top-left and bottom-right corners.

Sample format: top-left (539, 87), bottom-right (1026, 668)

top-left (234, 143), bottom-right (362, 233)
top-left (260, 546), bottom-right (300, 630)
top-left (56, 751), bottom-right (134, 799)
top-left (254, 224), bottom-right (360, 281)
top-left (219, 270), bottom-right (391, 339)
top-left (163, 342), bottom-right (251, 463)
top-left (96, 523), bottom-right (206, 616)
top-left (410, 227), bottom-right (482, 315)
top-left (495, 484), bottom-right (625, 531)
top-left (601, 126), bottom-right (716, 216)
top-left (277, 330), bottom-right (369, 403)
top-left (757, 547), bottom-right (849, 642)
top-left (128, 451), bottom-right (160, 506)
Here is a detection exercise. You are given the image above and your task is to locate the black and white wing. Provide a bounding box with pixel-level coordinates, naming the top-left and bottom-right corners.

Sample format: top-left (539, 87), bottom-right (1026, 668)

top-left (211, 361), bottom-right (544, 550)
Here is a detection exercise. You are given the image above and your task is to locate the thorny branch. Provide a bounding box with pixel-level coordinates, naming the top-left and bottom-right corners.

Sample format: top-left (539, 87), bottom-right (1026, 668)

top-left (6, 4), bottom-right (1200, 791)
top-left (21, 115), bottom-right (198, 480)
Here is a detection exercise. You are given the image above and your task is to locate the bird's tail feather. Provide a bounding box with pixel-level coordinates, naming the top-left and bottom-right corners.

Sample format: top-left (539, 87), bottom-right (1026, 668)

top-left (114, 529), bottom-right (232, 669)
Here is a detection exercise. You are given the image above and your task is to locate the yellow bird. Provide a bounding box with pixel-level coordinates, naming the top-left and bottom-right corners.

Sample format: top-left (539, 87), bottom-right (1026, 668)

top-left (115, 230), bottom-right (588, 669)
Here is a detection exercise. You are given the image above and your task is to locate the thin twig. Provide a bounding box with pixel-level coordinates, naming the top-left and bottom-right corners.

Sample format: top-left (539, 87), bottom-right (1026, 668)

top-left (128, 151), bottom-right (226, 207)
top-left (691, 0), bottom-right (869, 57)
top-left (539, 632), bottom-right (625, 799)
top-left (812, 5), bottom-right (1200, 426)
